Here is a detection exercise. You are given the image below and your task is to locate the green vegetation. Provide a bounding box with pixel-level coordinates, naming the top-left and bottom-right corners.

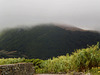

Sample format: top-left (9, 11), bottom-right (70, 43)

top-left (23, 58), bottom-right (44, 70)
top-left (0, 58), bottom-right (25, 65)
top-left (0, 58), bottom-right (43, 72)
top-left (0, 24), bottom-right (100, 59)
top-left (36, 42), bottom-right (100, 74)
top-left (0, 43), bottom-right (100, 74)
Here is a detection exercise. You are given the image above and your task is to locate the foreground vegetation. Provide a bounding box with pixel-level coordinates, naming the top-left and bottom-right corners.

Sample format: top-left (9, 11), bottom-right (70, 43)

top-left (35, 42), bottom-right (100, 74)
top-left (0, 43), bottom-right (100, 74)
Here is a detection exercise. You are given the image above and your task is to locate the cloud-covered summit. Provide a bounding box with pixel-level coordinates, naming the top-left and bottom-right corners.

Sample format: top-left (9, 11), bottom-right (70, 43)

top-left (0, 0), bottom-right (100, 31)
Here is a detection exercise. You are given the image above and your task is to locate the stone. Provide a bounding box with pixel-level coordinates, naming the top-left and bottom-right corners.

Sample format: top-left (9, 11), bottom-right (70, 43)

top-left (0, 63), bottom-right (34, 75)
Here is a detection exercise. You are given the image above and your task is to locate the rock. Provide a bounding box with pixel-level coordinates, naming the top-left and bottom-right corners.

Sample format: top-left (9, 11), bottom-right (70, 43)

top-left (0, 63), bottom-right (34, 75)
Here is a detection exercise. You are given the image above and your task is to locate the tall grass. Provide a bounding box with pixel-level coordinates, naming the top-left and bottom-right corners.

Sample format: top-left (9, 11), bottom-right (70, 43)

top-left (0, 58), bottom-right (25, 65)
top-left (36, 42), bottom-right (100, 73)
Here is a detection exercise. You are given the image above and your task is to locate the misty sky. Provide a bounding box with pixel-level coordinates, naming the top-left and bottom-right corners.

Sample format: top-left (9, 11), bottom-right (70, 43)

top-left (0, 0), bottom-right (100, 31)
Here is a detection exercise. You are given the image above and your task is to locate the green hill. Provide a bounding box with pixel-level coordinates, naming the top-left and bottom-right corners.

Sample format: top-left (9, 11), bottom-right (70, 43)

top-left (0, 24), bottom-right (100, 59)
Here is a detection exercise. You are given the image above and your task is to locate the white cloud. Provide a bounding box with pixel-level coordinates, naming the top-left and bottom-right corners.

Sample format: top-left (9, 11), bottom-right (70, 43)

top-left (0, 0), bottom-right (100, 31)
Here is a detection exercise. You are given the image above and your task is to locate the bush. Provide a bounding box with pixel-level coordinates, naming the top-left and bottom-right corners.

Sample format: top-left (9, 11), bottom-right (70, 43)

top-left (24, 58), bottom-right (44, 71)
top-left (69, 42), bottom-right (100, 72)
top-left (36, 42), bottom-right (100, 73)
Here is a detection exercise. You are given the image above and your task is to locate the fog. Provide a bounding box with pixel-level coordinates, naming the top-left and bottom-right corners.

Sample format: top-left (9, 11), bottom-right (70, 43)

top-left (0, 0), bottom-right (100, 31)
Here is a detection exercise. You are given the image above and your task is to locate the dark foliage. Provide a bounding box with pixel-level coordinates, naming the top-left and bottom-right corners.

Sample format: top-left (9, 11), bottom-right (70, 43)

top-left (0, 24), bottom-right (100, 59)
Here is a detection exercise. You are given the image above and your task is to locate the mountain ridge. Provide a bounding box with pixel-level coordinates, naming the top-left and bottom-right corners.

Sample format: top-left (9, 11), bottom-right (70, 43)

top-left (54, 24), bottom-right (84, 31)
top-left (0, 24), bottom-right (100, 59)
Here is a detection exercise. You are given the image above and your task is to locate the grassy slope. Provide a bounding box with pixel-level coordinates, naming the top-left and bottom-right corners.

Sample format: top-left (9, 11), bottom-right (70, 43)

top-left (0, 24), bottom-right (100, 59)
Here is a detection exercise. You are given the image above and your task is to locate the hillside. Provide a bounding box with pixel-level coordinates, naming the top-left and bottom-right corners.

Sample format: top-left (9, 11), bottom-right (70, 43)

top-left (54, 24), bottom-right (85, 31)
top-left (0, 24), bottom-right (100, 59)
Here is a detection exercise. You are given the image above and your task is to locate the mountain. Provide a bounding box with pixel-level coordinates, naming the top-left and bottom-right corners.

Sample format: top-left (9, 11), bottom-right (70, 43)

top-left (0, 24), bottom-right (100, 59)
top-left (54, 24), bottom-right (85, 31)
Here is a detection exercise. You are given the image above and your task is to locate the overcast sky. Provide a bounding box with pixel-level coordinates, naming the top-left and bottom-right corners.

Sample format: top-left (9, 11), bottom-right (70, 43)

top-left (0, 0), bottom-right (100, 31)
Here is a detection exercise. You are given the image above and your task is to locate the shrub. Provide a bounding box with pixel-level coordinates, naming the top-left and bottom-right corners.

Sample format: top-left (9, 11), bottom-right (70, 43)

top-left (36, 42), bottom-right (100, 73)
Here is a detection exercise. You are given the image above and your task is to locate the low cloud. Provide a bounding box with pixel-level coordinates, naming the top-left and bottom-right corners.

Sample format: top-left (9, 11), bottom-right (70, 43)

top-left (0, 0), bottom-right (100, 31)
